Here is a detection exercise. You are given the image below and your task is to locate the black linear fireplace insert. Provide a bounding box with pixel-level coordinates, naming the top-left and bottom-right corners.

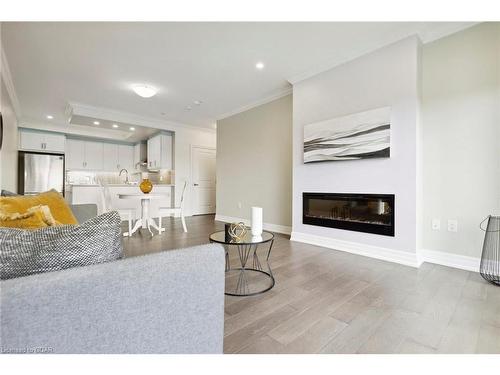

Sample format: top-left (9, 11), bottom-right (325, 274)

top-left (303, 192), bottom-right (395, 236)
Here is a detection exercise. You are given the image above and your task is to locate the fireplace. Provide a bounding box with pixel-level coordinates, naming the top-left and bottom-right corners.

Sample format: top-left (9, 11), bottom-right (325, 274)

top-left (303, 193), bottom-right (395, 236)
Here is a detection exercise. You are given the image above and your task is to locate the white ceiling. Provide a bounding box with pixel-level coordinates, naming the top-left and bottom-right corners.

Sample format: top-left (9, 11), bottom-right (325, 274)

top-left (2, 22), bottom-right (475, 131)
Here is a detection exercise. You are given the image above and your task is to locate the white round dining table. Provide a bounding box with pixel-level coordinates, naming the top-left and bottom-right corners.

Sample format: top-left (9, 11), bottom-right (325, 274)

top-left (118, 193), bottom-right (169, 236)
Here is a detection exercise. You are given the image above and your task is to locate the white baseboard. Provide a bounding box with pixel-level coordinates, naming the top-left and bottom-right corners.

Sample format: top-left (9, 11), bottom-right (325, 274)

top-left (418, 248), bottom-right (480, 272)
top-left (213, 217), bottom-right (481, 272)
top-left (215, 215), bottom-right (292, 235)
top-left (290, 231), bottom-right (419, 268)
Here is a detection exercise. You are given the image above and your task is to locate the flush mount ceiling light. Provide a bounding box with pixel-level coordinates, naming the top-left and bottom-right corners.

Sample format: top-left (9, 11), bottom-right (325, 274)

top-left (129, 127), bottom-right (135, 131)
top-left (132, 84), bottom-right (157, 98)
top-left (112, 124), bottom-right (119, 128)
top-left (93, 121), bottom-right (100, 125)
top-left (46, 115), bottom-right (53, 120)
top-left (185, 106), bottom-right (192, 111)
top-left (255, 62), bottom-right (265, 70)
top-left (193, 100), bottom-right (203, 106)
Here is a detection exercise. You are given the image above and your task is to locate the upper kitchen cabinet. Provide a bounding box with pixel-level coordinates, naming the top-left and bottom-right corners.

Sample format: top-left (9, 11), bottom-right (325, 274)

top-left (67, 139), bottom-right (134, 171)
top-left (84, 141), bottom-right (103, 170)
top-left (103, 143), bottom-right (119, 171)
top-left (147, 135), bottom-right (160, 169)
top-left (133, 142), bottom-right (147, 170)
top-left (147, 133), bottom-right (172, 170)
top-left (102, 144), bottom-right (134, 171)
top-left (66, 139), bottom-right (103, 170)
top-left (19, 129), bottom-right (66, 153)
top-left (118, 144), bottom-right (134, 171)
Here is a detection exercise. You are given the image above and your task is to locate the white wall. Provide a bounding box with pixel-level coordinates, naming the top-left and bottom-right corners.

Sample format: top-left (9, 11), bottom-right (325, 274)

top-left (421, 22), bottom-right (500, 258)
top-left (174, 127), bottom-right (216, 216)
top-left (291, 37), bottom-right (421, 260)
top-left (216, 95), bottom-right (292, 231)
top-left (0, 77), bottom-right (18, 192)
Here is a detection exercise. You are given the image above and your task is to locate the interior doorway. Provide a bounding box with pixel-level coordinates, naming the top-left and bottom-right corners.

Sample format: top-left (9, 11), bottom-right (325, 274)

top-left (191, 146), bottom-right (216, 215)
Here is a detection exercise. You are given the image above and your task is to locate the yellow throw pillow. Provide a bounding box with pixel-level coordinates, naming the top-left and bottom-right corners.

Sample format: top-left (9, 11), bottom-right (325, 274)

top-left (27, 205), bottom-right (60, 226)
top-left (0, 207), bottom-right (50, 229)
top-left (0, 189), bottom-right (77, 225)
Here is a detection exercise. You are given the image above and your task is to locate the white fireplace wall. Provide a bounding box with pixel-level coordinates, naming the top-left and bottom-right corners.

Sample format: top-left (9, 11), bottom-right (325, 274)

top-left (291, 36), bottom-right (421, 259)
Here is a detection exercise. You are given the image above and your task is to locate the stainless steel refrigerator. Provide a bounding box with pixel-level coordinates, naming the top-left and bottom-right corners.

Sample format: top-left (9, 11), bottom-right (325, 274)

top-left (18, 151), bottom-right (65, 195)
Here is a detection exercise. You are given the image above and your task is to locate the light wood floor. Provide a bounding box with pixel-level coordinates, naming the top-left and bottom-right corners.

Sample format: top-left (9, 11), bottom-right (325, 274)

top-left (122, 214), bottom-right (500, 354)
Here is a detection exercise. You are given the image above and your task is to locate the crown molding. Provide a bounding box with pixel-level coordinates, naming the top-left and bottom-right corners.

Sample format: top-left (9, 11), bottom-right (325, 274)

top-left (1, 45), bottom-right (22, 118)
top-left (216, 86), bottom-right (292, 121)
top-left (67, 102), bottom-right (216, 134)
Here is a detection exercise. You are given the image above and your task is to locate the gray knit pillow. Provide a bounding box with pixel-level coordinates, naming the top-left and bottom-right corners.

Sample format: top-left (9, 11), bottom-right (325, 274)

top-left (0, 211), bottom-right (123, 280)
top-left (1, 189), bottom-right (18, 196)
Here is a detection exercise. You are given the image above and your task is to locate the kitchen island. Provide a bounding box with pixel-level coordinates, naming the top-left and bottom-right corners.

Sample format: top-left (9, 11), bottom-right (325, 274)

top-left (70, 184), bottom-right (175, 221)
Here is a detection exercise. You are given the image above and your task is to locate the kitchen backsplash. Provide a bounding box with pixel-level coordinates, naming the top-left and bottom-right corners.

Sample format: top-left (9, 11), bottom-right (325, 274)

top-left (66, 170), bottom-right (174, 185)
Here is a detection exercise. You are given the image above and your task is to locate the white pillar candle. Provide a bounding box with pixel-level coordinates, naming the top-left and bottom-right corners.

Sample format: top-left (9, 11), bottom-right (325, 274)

top-left (251, 206), bottom-right (263, 236)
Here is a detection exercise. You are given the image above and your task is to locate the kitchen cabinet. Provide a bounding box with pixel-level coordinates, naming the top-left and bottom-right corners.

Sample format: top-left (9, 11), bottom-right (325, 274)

top-left (147, 135), bottom-right (160, 169)
top-left (66, 140), bottom-right (133, 172)
top-left (147, 133), bottom-right (172, 170)
top-left (133, 142), bottom-right (147, 170)
top-left (19, 130), bottom-right (66, 153)
top-left (103, 144), bottom-right (119, 171)
top-left (65, 139), bottom-right (85, 169)
top-left (65, 139), bottom-right (103, 170)
top-left (83, 141), bottom-right (103, 170)
top-left (118, 144), bottom-right (134, 171)
top-left (103, 144), bottom-right (134, 171)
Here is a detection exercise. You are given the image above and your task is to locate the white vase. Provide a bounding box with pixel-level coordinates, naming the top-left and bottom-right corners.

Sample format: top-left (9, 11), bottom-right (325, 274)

top-left (251, 206), bottom-right (263, 236)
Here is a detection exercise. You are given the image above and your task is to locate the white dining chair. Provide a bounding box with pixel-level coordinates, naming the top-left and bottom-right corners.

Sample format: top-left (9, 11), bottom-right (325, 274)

top-left (97, 180), bottom-right (137, 237)
top-left (158, 181), bottom-right (188, 233)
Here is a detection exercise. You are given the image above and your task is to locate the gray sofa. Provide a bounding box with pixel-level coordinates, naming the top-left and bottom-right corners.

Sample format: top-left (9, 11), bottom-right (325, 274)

top-left (69, 203), bottom-right (98, 224)
top-left (0, 204), bottom-right (226, 354)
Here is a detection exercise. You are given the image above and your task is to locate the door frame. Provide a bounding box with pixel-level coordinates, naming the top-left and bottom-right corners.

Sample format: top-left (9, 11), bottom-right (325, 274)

top-left (190, 145), bottom-right (216, 216)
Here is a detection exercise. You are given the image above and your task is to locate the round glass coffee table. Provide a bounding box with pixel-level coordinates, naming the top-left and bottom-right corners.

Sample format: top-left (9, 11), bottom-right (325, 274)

top-left (209, 230), bottom-right (275, 297)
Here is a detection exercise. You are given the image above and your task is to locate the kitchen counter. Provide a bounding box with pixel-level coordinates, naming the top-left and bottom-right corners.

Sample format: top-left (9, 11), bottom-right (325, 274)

top-left (69, 184), bottom-right (175, 187)
top-left (70, 184), bottom-right (175, 219)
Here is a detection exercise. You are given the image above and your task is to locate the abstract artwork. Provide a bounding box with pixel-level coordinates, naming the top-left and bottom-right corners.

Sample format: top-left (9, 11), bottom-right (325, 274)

top-left (303, 106), bottom-right (391, 163)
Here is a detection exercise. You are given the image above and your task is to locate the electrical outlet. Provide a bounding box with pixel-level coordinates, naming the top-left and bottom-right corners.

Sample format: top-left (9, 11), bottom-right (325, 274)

top-left (432, 219), bottom-right (441, 230)
top-left (447, 219), bottom-right (458, 232)
top-left (237, 202), bottom-right (242, 209)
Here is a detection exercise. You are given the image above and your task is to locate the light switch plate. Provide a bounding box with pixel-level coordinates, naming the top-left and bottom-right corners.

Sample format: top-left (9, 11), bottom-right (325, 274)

top-left (432, 219), bottom-right (441, 230)
top-left (447, 219), bottom-right (458, 232)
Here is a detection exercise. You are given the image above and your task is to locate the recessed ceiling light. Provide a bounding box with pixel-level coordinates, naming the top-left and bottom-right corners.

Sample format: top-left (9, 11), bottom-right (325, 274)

top-left (46, 115), bottom-right (54, 120)
top-left (185, 106), bottom-right (192, 111)
top-left (255, 62), bottom-right (265, 70)
top-left (112, 124), bottom-right (119, 128)
top-left (129, 127), bottom-right (135, 131)
top-left (193, 100), bottom-right (202, 106)
top-left (132, 84), bottom-right (157, 98)
top-left (93, 121), bottom-right (100, 125)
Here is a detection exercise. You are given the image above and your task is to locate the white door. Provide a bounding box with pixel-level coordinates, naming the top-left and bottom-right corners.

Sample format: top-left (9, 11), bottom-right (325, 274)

top-left (191, 147), bottom-right (216, 215)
